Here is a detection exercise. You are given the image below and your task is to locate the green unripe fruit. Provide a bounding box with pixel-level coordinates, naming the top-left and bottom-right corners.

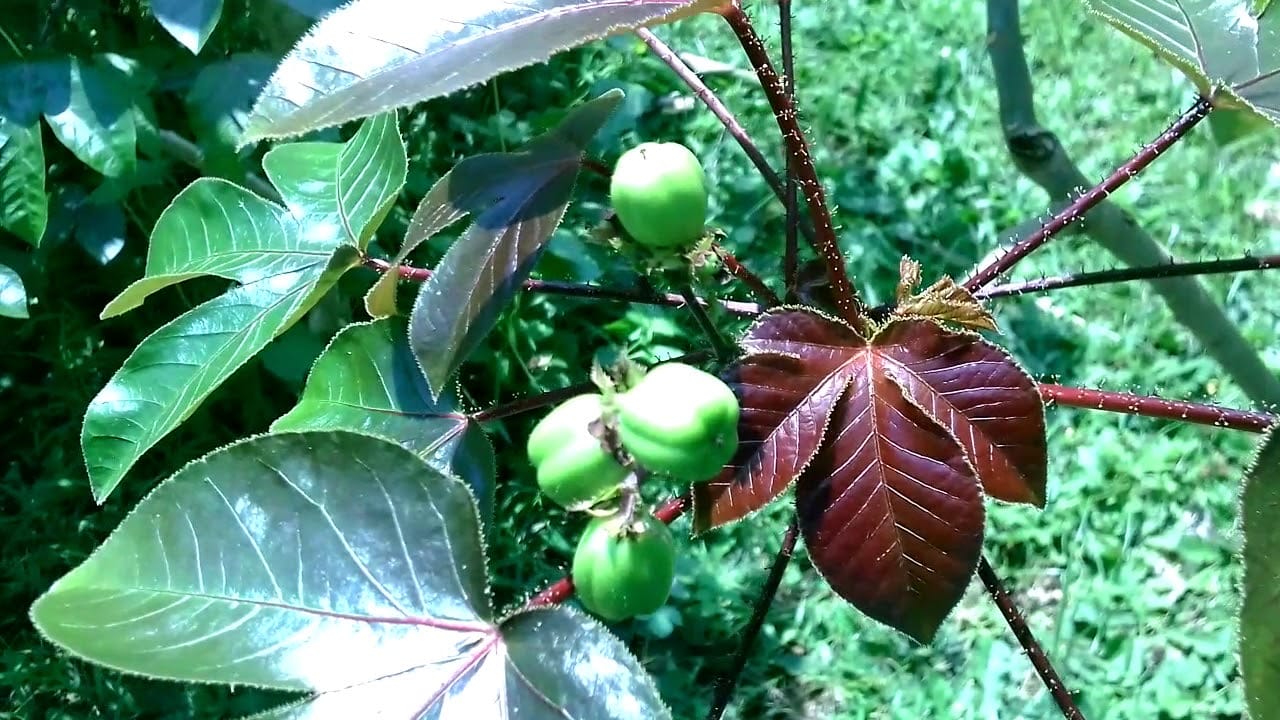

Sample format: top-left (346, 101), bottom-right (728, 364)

top-left (572, 510), bottom-right (677, 621)
top-left (610, 142), bottom-right (709, 248)
top-left (526, 394), bottom-right (628, 510)
top-left (617, 363), bottom-right (740, 482)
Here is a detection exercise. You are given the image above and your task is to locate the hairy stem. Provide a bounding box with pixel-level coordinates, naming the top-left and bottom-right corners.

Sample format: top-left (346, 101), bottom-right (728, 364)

top-left (706, 517), bottom-right (800, 720)
top-left (680, 282), bottom-right (735, 359)
top-left (715, 244), bottom-right (782, 306)
top-left (721, 3), bottom-right (864, 326)
top-left (361, 256), bottom-right (760, 317)
top-left (979, 556), bottom-right (1085, 720)
top-left (1040, 383), bottom-right (1275, 432)
top-left (963, 96), bottom-right (1212, 292)
top-left (525, 494), bottom-right (689, 608)
top-left (473, 350), bottom-right (715, 424)
top-left (978, 253), bottom-right (1280, 300)
top-left (635, 27), bottom-right (816, 246)
top-left (778, 0), bottom-right (799, 300)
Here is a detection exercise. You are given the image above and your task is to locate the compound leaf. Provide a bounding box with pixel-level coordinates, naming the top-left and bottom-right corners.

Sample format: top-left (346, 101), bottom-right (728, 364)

top-left (35, 431), bottom-right (670, 719)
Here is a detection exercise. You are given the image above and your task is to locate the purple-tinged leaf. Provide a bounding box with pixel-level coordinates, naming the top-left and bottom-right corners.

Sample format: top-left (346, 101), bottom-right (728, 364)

top-left (241, 0), bottom-right (721, 144)
top-left (873, 320), bottom-right (1046, 506)
top-left (796, 367), bottom-right (984, 644)
top-left (272, 319), bottom-right (497, 525)
top-left (408, 91), bottom-right (621, 399)
top-left (33, 431), bottom-right (671, 719)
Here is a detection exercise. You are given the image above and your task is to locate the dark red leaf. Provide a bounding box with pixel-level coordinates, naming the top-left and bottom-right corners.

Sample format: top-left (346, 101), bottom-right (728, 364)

top-left (874, 319), bottom-right (1046, 506)
top-left (796, 370), bottom-right (983, 643)
top-left (692, 309), bottom-right (865, 533)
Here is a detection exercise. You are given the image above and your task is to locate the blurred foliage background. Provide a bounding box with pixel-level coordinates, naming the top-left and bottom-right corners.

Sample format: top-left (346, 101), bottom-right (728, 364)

top-left (2, 1), bottom-right (1277, 718)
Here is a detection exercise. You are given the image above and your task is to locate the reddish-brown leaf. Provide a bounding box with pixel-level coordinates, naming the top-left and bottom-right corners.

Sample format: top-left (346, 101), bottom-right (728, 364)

top-left (796, 369), bottom-right (983, 643)
top-left (873, 320), bottom-right (1046, 506)
top-left (691, 310), bottom-right (864, 533)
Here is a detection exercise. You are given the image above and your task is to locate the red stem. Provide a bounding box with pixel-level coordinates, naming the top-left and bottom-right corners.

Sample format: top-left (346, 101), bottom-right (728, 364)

top-left (963, 96), bottom-right (1213, 292)
top-left (977, 252), bottom-right (1280, 299)
top-left (634, 27), bottom-right (816, 246)
top-left (978, 556), bottom-right (1085, 720)
top-left (524, 495), bottom-right (689, 608)
top-left (720, 3), bottom-right (864, 328)
top-left (778, 0), bottom-right (799, 302)
top-left (361, 256), bottom-right (761, 316)
top-left (714, 244), bottom-right (781, 306)
top-left (706, 517), bottom-right (799, 720)
top-left (1039, 383), bottom-right (1274, 432)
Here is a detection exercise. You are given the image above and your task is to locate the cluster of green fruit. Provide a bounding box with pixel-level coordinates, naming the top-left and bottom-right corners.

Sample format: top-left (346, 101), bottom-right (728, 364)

top-left (527, 363), bottom-right (739, 621)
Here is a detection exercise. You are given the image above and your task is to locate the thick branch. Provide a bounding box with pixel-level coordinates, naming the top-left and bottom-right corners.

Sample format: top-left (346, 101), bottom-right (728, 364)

top-left (1040, 383), bottom-right (1275, 433)
top-left (978, 253), bottom-right (1280, 299)
top-left (361, 256), bottom-right (760, 317)
top-left (979, 556), bottom-right (1085, 720)
top-left (982, 0), bottom-right (1280, 408)
top-left (721, 4), bottom-right (864, 327)
top-left (706, 517), bottom-right (800, 720)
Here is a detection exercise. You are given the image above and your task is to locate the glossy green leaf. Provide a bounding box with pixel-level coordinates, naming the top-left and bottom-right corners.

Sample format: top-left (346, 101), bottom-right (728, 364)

top-left (409, 90), bottom-right (621, 398)
top-left (74, 200), bottom-right (125, 264)
top-left (151, 0), bottom-right (225, 54)
top-left (272, 319), bottom-right (496, 525)
top-left (0, 262), bottom-right (28, 319)
top-left (83, 116), bottom-right (406, 501)
top-left (34, 431), bottom-right (671, 719)
top-left (1242, 424), bottom-right (1280, 719)
top-left (0, 120), bottom-right (47, 247)
top-left (240, 0), bottom-right (718, 144)
top-left (1084, 0), bottom-right (1280, 124)
top-left (41, 58), bottom-right (137, 178)
top-left (102, 114), bottom-right (403, 318)
top-left (187, 54), bottom-right (276, 152)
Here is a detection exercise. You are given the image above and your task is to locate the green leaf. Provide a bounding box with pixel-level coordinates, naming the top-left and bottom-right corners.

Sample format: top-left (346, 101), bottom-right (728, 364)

top-left (34, 431), bottom-right (672, 719)
top-left (83, 249), bottom-right (360, 502)
top-left (0, 262), bottom-right (28, 319)
top-left (1242, 424), bottom-right (1280, 719)
top-left (1083, 0), bottom-right (1280, 125)
top-left (74, 200), bottom-right (125, 264)
top-left (0, 120), bottom-right (47, 246)
top-left (240, 0), bottom-right (718, 144)
top-left (41, 58), bottom-right (138, 178)
top-left (272, 319), bottom-right (497, 525)
top-left (1209, 105), bottom-right (1275, 145)
top-left (151, 0), bottom-right (225, 54)
top-left (102, 114), bottom-right (404, 318)
top-left (83, 115), bottom-right (407, 501)
top-left (187, 54), bottom-right (276, 153)
top-left (409, 90), bottom-right (621, 398)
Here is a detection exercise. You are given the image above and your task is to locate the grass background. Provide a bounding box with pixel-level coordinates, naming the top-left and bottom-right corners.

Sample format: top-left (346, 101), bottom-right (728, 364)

top-left (3, 1), bottom-right (1278, 718)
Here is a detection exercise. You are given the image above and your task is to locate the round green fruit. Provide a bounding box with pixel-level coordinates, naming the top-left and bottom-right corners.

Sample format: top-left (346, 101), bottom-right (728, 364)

top-left (610, 142), bottom-right (708, 249)
top-left (526, 394), bottom-right (628, 510)
top-left (572, 511), bottom-right (676, 621)
top-left (616, 363), bottom-right (740, 482)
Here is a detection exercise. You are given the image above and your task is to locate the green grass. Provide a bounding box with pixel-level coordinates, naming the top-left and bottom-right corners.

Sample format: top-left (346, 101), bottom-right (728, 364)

top-left (3, 1), bottom-right (1278, 719)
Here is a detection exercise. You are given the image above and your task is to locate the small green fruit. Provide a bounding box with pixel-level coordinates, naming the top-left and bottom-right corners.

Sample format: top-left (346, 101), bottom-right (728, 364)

top-left (611, 142), bottom-right (709, 249)
top-left (572, 510), bottom-right (676, 621)
top-left (617, 363), bottom-right (740, 482)
top-left (526, 394), bottom-right (628, 510)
